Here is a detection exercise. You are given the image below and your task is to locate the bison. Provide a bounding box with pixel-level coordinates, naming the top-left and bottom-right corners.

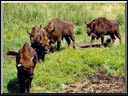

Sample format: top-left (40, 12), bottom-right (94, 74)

top-left (85, 17), bottom-right (122, 46)
top-left (44, 18), bottom-right (76, 51)
top-left (27, 26), bottom-right (51, 62)
top-left (6, 42), bottom-right (37, 93)
top-left (27, 26), bottom-right (40, 45)
top-left (31, 28), bottom-right (50, 62)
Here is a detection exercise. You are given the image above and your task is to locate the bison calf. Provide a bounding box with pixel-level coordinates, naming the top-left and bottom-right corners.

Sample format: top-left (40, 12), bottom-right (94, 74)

top-left (85, 17), bottom-right (122, 45)
top-left (6, 42), bottom-right (37, 93)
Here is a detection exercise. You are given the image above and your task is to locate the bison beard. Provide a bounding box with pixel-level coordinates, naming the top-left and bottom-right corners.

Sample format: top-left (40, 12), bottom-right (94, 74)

top-left (85, 17), bottom-right (122, 46)
top-left (6, 42), bottom-right (37, 93)
top-left (31, 43), bottom-right (47, 62)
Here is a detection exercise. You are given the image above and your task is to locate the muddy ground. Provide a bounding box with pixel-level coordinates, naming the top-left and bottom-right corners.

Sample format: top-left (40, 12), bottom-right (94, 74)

top-left (30, 67), bottom-right (125, 93)
top-left (62, 68), bottom-right (125, 93)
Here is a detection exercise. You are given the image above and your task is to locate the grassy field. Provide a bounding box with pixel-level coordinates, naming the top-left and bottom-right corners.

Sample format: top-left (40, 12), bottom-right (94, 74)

top-left (3, 3), bottom-right (125, 93)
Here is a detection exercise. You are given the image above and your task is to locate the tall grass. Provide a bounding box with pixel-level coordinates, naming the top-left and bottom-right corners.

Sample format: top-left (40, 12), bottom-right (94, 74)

top-left (3, 3), bottom-right (125, 40)
top-left (3, 3), bottom-right (125, 93)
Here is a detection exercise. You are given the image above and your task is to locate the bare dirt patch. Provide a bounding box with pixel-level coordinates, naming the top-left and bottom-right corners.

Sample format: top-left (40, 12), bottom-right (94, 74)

top-left (30, 87), bottom-right (45, 92)
top-left (63, 68), bottom-right (125, 93)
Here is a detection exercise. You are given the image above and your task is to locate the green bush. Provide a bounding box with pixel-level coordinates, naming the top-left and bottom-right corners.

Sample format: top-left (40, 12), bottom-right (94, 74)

top-left (116, 12), bottom-right (125, 25)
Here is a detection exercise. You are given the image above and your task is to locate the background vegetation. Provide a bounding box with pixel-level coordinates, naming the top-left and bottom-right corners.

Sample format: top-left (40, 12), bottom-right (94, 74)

top-left (3, 3), bottom-right (125, 93)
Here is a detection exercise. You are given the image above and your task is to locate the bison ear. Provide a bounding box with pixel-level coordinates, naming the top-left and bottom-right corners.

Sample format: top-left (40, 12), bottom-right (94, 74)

top-left (40, 25), bottom-right (42, 28)
top-left (86, 23), bottom-right (89, 27)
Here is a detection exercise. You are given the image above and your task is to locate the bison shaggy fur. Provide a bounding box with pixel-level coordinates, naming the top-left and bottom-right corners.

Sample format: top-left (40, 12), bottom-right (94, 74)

top-left (85, 17), bottom-right (122, 45)
top-left (6, 42), bottom-right (37, 93)
top-left (44, 18), bottom-right (76, 50)
top-left (31, 28), bottom-right (50, 62)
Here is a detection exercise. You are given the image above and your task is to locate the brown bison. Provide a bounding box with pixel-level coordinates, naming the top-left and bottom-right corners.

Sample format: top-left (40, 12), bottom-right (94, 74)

top-left (30, 28), bottom-right (50, 62)
top-left (85, 17), bottom-right (122, 45)
top-left (27, 26), bottom-right (40, 44)
top-left (44, 18), bottom-right (76, 50)
top-left (6, 42), bottom-right (37, 93)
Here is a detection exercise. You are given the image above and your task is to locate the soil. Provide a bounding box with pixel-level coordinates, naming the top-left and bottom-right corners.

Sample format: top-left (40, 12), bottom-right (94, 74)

top-left (62, 68), bottom-right (125, 93)
top-left (30, 68), bottom-right (125, 93)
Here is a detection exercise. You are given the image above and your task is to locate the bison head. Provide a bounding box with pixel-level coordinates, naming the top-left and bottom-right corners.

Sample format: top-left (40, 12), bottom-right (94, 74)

top-left (39, 32), bottom-right (50, 53)
top-left (31, 28), bottom-right (50, 53)
top-left (44, 22), bottom-right (55, 36)
top-left (27, 26), bottom-right (40, 44)
top-left (17, 53), bottom-right (37, 76)
top-left (85, 21), bottom-right (95, 36)
top-left (44, 22), bottom-right (55, 45)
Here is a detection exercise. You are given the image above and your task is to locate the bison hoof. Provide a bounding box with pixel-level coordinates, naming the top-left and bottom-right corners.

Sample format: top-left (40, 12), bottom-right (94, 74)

top-left (73, 46), bottom-right (76, 49)
top-left (90, 44), bottom-right (93, 47)
top-left (101, 44), bottom-right (104, 47)
top-left (38, 60), bottom-right (44, 64)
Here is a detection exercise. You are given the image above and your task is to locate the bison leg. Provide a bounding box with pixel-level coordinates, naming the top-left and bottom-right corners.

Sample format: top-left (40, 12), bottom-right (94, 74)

top-left (90, 36), bottom-right (95, 45)
top-left (69, 34), bottom-right (76, 49)
top-left (26, 78), bottom-right (32, 93)
top-left (41, 52), bottom-right (45, 62)
top-left (115, 31), bottom-right (122, 44)
top-left (57, 38), bottom-right (61, 51)
top-left (57, 41), bottom-right (61, 51)
top-left (101, 35), bottom-right (104, 45)
top-left (18, 74), bottom-right (26, 93)
top-left (37, 49), bottom-right (44, 62)
top-left (65, 36), bottom-right (71, 48)
top-left (19, 80), bottom-right (25, 93)
top-left (37, 51), bottom-right (41, 62)
top-left (110, 34), bottom-right (116, 44)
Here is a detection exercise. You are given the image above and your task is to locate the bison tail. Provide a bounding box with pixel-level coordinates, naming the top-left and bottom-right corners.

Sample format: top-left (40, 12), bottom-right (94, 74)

top-left (6, 51), bottom-right (18, 56)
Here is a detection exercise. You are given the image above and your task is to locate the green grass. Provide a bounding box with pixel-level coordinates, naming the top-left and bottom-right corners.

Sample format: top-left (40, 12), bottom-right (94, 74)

top-left (3, 3), bottom-right (125, 93)
top-left (3, 44), bottom-right (125, 92)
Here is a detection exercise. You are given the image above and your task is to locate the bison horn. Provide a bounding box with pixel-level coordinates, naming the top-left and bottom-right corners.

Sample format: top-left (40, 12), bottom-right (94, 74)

top-left (31, 56), bottom-right (35, 61)
top-left (27, 30), bottom-right (30, 35)
top-left (30, 74), bottom-right (34, 78)
top-left (17, 64), bottom-right (22, 67)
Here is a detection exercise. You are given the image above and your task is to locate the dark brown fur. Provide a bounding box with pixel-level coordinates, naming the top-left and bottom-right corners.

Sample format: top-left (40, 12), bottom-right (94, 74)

top-left (27, 26), bottom-right (40, 44)
top-left (44, 18), bottom-right (76, 50)
top-left (6, 42), bottom-right (37, 93)
top-left (85, 17), bottom-right (122, 45)
top-left (31, 28), bottom-right (50, 62)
